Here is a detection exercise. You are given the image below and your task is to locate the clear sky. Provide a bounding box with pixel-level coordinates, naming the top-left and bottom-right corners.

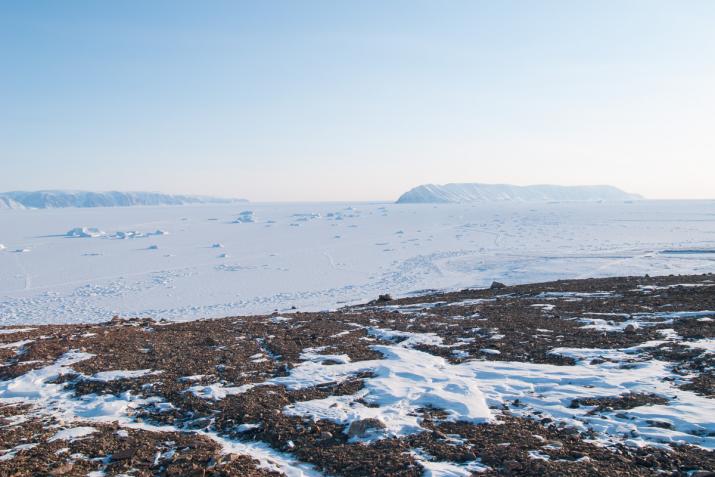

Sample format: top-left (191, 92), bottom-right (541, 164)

top-left (1, 1), bottom-right (713, 201)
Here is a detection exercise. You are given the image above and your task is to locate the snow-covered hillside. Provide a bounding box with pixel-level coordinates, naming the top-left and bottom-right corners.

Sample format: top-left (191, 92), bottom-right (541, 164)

top-left (0, 190), bottom-right (246, 209)
top-left (396, 183), bottom-right (642, 203)
top-left (0, 197), bottom-right (25, 210)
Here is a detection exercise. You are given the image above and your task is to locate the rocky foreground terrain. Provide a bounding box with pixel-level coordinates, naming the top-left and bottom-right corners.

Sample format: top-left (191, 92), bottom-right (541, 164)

top-left (1, 274), bottom-right (714, 476)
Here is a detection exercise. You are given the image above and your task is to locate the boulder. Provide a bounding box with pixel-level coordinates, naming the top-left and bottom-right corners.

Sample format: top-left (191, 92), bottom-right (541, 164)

top-left (347, 418), bottom-right (386, 438)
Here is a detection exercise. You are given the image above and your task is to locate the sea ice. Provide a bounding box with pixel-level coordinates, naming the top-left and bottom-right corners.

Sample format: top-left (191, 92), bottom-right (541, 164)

top-left (2, 200), bottom-right (715, 324)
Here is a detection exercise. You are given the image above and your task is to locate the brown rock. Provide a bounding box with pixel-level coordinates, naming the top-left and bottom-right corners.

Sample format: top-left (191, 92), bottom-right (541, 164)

top-left (347, 418), bottom-right (386, 438)
top-left (49, 463), bottom-right (74, 475)
top-left (111, 448), bottom-right (137, 461)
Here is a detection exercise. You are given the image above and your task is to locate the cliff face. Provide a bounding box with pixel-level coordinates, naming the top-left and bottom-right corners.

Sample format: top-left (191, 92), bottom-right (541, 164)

top-left (0, 190), bottom-right (247, 209)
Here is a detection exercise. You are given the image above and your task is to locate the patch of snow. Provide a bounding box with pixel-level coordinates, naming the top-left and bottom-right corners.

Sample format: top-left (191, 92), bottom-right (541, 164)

top-left (412, 450), bottom-right (489, 476)
top-left (0, 328), bottom-right (35, 335)
top-left (282, 344), bottom-right (493, 440)
top-left (479, 349), bottom-right (501, 355)
top-left (179, 374), bottom-right (207, 382)
top-left (199, 431), bottom-right (323, 477)
top-left (536, 291), bottom-right (615, 299)
top-left (367, 328), bottom-right (444, 348)
top-left (683, 339), bottom-right (715, 353)
top-left (49, 426), bottom-right (97, 442)
top-left (237, 423), bottom-right (261, 432)
top-left (0, 339), bottom-right (33, 349)
top-left (0, 443), bottom-right (38, 462)
top-left (299, 347), bottom-right (351, 365)
top-left (472, 347), bottom-right (715, 449)
top-left (90, 369), bottom-right (160, 381)
top-left (269, 316), bottom-right (291, 324)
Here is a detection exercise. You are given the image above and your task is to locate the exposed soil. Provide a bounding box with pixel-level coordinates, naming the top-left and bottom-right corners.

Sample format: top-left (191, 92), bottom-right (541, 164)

top-left (1, 273), bottom-right (714, 476)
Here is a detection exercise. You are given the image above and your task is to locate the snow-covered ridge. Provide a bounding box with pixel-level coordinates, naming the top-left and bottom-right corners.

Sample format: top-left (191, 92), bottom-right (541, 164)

top-left (0, 190), bottom-right (247, 209)
top-left (396, 183), bottom-right (642, 203)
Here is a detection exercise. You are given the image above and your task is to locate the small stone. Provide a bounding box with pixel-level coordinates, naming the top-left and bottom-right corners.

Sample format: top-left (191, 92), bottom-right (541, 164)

top-left (50, 463), bottom-right (74, 475)
top-left (111, 448), bottom-right (137, 461)
top-left (431, 430), bottom-right (447, 439)
top-left (490, 281), bottom-right (507, 289)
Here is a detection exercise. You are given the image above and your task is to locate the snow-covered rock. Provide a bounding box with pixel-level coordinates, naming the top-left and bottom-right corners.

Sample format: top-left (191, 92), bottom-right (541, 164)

top-left (396, 183), bottom-right (642, 203)
top-left (0, 190), bottom-right (247, 209)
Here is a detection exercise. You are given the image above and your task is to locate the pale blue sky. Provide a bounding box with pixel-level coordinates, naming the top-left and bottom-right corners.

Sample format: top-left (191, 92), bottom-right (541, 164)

top-left (1, 1), bottom-right (713, 201)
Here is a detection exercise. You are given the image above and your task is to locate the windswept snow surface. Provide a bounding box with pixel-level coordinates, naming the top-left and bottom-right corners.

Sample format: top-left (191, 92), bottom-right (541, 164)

top-left (1, 200), bottom-right (714, 324)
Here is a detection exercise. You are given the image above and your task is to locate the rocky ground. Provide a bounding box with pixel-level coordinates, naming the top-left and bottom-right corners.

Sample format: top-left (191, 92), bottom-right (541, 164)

top-left (1, 273), bottom-right (714, 476)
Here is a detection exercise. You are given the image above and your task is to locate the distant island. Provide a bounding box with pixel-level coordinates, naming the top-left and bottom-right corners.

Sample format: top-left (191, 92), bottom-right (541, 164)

top-left (396, 183), bottom-right (642, 204)
top-left (0, 190), bottom-right (247, 209)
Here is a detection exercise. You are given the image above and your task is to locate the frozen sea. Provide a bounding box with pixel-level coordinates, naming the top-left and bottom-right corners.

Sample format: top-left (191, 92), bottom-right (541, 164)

top-left (1, 200), bottom-right (714, 325)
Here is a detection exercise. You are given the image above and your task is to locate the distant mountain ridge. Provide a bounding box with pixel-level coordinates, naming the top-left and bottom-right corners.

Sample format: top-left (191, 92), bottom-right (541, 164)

top-left (0, 190), bottom-right (247, 209)
top-left (396, 183), bottom-right (642, 203)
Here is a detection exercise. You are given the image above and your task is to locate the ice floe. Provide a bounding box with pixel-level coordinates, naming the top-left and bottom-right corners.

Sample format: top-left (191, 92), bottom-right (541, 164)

top-left (233, 210), bottom-right (255, 223)
top-left (66, 227), bottom-right (106, 238)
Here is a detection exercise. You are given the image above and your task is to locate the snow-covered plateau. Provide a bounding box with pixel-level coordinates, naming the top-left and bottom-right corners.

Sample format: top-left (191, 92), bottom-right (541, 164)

top-left (1, 200), bottom-right (714, 325)
top-left (396, 183), bottom-right (642, 203)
